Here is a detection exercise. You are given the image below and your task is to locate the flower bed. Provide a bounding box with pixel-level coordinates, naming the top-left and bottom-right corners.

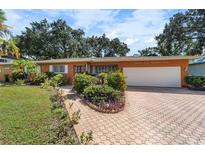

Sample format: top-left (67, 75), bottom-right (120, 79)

top-left (83, 94), bottom-right (125, 113)
top-left (77, 93), bottom-right (125, 113)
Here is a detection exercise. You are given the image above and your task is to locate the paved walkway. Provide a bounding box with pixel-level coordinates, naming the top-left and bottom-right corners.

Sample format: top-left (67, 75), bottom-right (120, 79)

top-left (62, 86), bottom-right (205, 145)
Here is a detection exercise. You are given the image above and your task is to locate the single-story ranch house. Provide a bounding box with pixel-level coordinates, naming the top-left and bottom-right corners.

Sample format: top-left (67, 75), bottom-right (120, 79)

top-left (0, 56), bottom-right (202, 87)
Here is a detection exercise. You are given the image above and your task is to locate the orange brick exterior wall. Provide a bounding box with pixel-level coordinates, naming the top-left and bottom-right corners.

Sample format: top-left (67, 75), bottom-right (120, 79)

top-left (38, 59), bottom-right (189, 87)
top-left (118, 60), bottom-right (189, 87)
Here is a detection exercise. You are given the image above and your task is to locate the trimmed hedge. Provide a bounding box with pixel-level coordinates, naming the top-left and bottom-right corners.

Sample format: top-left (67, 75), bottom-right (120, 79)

top-left (185, 76), bottom-right (205, 87)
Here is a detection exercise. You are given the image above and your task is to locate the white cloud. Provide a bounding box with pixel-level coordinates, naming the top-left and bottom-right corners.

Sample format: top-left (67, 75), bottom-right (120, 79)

top-left (68, 10), bottom-right (169, 55)
top-left (107, 31), bottom-right (117, 39)
top-left (3, 9), bottom-right (176, 55)
top-left (144, 37), bottom-right (156, 43)
top-left (100, 10), bottom-right (169, 55)
top-left (67, 10), bottom-right (120, 31)
top-left (4, 10), bottom-right (24, 34)
top-left (4, 10), bottom-right (40, 35)
top-left (5, 10), bottom-right (22, 23)
top-left (125, 37), bottom-right (139, 45)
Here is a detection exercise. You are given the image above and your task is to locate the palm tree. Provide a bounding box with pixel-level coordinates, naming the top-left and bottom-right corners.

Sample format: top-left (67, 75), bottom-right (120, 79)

top-left (0, 9), bottom-right (19, 59)
top-left (0, 9), bottom-right (10, 37)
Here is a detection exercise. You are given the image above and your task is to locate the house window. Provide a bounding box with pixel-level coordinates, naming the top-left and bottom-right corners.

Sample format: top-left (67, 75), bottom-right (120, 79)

top-left (49, 65), bottom-right (68, 74)
top-left (0, 58), bottom-right (7, 63)
top-left (91, 65), bottom-right (118, 74)
top-left (74, 65), bottom-right (86, 73)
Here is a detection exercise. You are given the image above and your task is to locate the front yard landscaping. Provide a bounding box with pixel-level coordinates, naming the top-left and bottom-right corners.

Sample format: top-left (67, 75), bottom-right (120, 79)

top-left (185, 75), bottom-right (205, 91)
top-left (72, 71), bottom-right (126, 113)
top-left (0, 85), bottom-right (53, 144)
top-left (0, 59), bottom-right (94, 144)
top-left (0, 85), bottom-right (79, 144)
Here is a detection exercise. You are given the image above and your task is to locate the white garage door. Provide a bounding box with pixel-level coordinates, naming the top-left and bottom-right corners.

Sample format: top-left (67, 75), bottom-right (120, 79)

top-left (123, 67), bottom-right (181, 87)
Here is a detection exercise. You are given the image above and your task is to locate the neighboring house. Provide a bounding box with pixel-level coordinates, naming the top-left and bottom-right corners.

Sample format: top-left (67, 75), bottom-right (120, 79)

top-left (0, 56), bottom-right (201, 87)
top-left (189, 57), bottom-right (205, 76)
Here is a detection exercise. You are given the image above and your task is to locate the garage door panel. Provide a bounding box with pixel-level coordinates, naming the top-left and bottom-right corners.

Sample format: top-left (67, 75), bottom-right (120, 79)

top-left (123, 67), bottom-right (181, 87)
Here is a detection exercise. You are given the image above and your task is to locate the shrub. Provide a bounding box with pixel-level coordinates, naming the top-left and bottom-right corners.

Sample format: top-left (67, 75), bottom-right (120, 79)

top-left (50, 88), bottom-right (65, 107)
top-left (107, 70), bottom-right (126, 91)
top-left (50, 74), bottom-right (64, 87)
top-left (41, 78), bottom-right (52, 89)
top-left (73, 73), bottom-right (98, 93)
top-left (46, 72), bottom-right (56, 78)
top-left (52, 108), bottom-right (68, 120)
top-left (70, 110), bottom-right (81, 125)
top-left (185, 76), bottom-right (205, 87)
top-left (12, 59), bottom-right (37, 82)
top-left (83, 85), bottom-right (121, 104)
top-left (32, 72), bottom-right (48, 85)
top-left (15, 79), bottom-right (25, 85)
top-left (49, 87), bottom-right (80, 144)
top-left (12, 71), bottom-right (27, 81)
top-left (98, 72), bottom-right (108, 84)
top-left (80, 131), bottom-right (93, 145)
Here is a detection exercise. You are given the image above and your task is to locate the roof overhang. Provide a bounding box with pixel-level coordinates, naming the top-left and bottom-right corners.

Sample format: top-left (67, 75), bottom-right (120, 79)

top-left (35, 56), bottom-right (203, 64)
top-left (1, 56), bottom-right (203, 65)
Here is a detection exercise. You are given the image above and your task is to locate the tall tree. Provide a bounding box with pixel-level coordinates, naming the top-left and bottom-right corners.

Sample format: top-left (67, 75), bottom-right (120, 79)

top-left (49, 20), bottom-right (89, 58)
top-left (138, 47), bottom-right (159, 56)
top-left (156, 9), bottom-right (205, 56)
top-left (17, 19), bottom-right (130, 60)
top-left (107, 38), bottom-right (130, 57)
top-left (17, 19), bottom-right (91, 60)
top-left (138, 9), bottom-right (205, 56)
top-left (86, 34), bottom-right (129, 57)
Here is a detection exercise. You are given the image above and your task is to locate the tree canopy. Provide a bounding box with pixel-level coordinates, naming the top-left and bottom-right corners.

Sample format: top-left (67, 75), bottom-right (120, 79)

top-left (139, 9), bottom-right (205, 56)
top-left (16, 19), bottom-right (130, 60)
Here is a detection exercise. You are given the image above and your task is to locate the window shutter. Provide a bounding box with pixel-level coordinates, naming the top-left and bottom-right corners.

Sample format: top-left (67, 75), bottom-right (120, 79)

top-left (64, 65), bottom-right (68, 74)
top-left (49, 65), bottom-right (53, 72)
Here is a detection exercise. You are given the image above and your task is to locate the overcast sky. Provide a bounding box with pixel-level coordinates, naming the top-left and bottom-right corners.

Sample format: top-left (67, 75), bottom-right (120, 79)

top-left (4, 9), bottom-right (185, 55)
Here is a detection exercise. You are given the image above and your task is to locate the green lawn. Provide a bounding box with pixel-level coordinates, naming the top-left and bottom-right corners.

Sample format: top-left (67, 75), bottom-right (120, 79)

top-left (0, 85), bottom-right (53, 144)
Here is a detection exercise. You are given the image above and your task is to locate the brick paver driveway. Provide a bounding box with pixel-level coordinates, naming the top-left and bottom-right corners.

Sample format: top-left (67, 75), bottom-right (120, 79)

top-left (62, 86), bottom-right (205, 144)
